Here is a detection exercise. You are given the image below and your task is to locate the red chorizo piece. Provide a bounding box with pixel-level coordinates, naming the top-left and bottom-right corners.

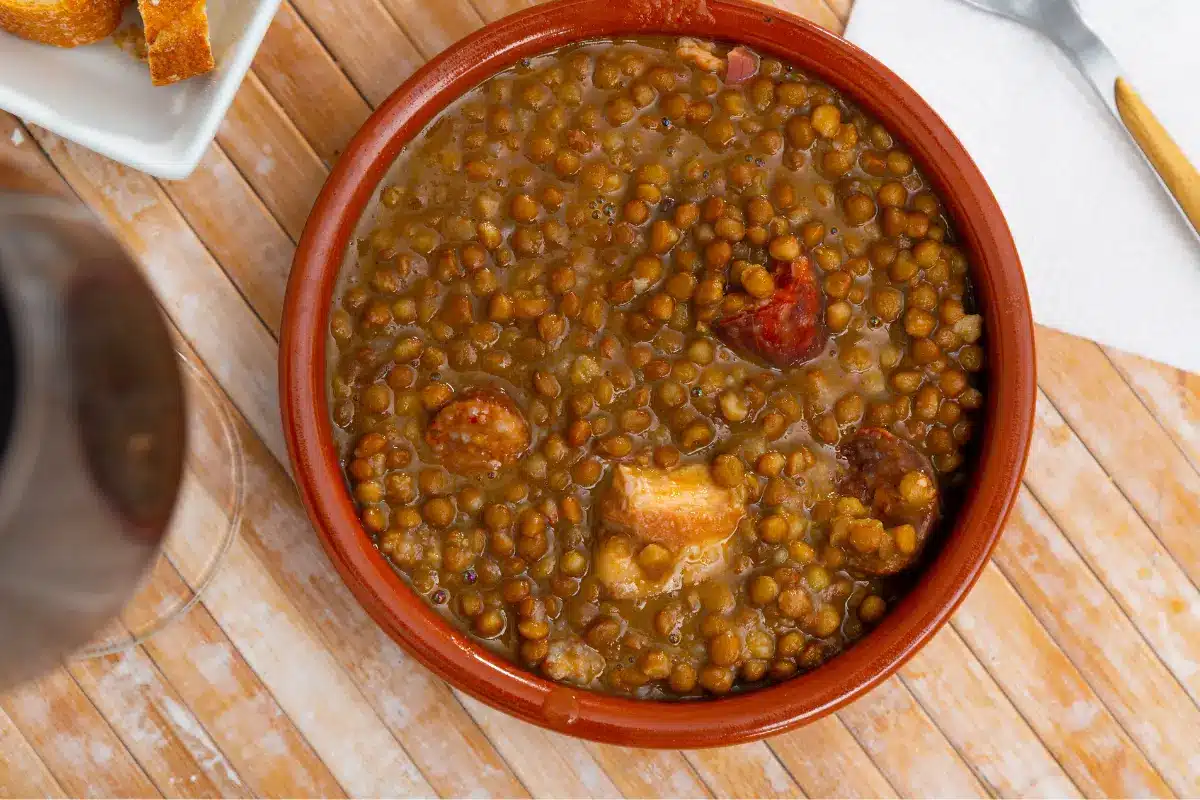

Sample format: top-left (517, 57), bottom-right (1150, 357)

top-left (425, 388), bottom-right (530, 476)
top-left (836, 427), bottom-right (939, 575)
top-left (714, 256), bottom-right (826, 369)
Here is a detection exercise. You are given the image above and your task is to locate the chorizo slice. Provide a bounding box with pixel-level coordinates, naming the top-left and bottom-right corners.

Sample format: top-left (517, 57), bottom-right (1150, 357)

top-left (836, 427), bottom-right (939, 575)
top-left (714, 256), bottom-right (826, 369)
top-left (425, 388), bottom-right (530, 476)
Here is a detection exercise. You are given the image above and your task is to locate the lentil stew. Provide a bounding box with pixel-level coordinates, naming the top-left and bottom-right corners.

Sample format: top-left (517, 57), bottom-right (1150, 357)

top-left (327, 36), bottom-right (986, 699)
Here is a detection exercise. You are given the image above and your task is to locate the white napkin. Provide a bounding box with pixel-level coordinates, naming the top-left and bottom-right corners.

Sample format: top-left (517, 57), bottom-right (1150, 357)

top-left (844, 0), bottom-right (1200, 374)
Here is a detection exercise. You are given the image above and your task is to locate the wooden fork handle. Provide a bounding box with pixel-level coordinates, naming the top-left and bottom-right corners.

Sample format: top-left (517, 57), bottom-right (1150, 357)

top-left (1114, 77), bottom-right (1200, 236)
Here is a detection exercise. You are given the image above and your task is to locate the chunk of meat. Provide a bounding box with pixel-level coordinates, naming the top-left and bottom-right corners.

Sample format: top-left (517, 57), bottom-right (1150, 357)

top-left (675, 37), bottom-right (725, 73)
top-left (425, 388), bottom-right (530, 476)
top-left (715, 256), bottom-right (826, 369)
top-left (599, 464), bottom-right (746, 550)
top-left (542, 638), bottom-right (606, 686)
top-left (593, 533), bottom-right (729, 602)
top-left (595, 465), bottom-right (745, 600)
top-left (837, 427), bottom-right (939, 575)
top-left (725, 46), bottom-right (758, 84)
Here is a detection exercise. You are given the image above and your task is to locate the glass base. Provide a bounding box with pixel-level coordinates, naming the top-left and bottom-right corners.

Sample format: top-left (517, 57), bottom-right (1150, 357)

top-left (73, 351), bottom-right (245, 659)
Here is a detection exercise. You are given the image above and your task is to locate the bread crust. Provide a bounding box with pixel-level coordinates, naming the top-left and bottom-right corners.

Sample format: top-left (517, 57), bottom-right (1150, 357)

top-left (137, 0), bottom-right (214, 86)
top-left (0, 0), bottom-right (123, 48)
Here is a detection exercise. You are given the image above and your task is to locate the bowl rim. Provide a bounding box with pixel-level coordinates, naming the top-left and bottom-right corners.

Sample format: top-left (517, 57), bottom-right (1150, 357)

top-left (281, 0), bottom-right (1036, 748)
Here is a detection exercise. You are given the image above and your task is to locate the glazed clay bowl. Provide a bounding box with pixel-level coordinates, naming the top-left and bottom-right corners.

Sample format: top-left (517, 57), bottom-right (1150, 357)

top-left (281, 0), bottom-right (1036, 748)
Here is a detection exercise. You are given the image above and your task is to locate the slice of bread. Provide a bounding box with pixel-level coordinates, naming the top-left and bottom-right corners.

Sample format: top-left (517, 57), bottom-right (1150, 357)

top-left (0, 0), bottom-right (124, 47)
top-left (137, 0), bottom-right (214, 86)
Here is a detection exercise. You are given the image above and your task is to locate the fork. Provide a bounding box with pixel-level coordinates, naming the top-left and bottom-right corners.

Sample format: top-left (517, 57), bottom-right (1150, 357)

top-left (958, 0), bottom-right (1199, 236)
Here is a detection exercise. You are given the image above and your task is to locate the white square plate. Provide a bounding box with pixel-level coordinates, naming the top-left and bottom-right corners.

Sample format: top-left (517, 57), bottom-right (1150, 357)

top-left (0, 0), bottom-right (281, 179)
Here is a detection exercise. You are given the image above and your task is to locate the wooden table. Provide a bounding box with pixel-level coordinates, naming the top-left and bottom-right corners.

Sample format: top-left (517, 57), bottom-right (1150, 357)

top-left (3, 0), bottom-right (1199, 796)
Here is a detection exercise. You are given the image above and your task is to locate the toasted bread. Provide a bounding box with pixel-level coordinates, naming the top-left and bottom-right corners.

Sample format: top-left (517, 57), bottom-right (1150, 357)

top-left (136, 0), bottom-right (213, 86)
top-left (0, 0), bottom-right (123, 47)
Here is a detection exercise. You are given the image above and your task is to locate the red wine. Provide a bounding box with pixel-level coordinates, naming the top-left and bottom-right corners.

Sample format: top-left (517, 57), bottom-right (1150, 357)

top-left (0, 191), bottom-right (185, 689)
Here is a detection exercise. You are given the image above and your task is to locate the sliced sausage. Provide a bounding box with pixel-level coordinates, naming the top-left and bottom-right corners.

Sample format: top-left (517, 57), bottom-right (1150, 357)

top-left (836, 427), bottom-right (939, 575)
top-left (714, 256), bottom-right (826, 369)
top-left (425, 388), bottom-right (530, 476)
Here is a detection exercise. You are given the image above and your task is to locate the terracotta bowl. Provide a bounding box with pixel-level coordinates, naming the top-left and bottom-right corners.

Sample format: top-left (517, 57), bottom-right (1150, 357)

top-left (281, 0), bottom-right (1036, 748)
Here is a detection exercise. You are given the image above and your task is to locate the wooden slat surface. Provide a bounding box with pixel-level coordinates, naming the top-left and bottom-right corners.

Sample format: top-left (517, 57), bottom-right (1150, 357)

top-left (2, 0), bottom-right (1197, 796)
